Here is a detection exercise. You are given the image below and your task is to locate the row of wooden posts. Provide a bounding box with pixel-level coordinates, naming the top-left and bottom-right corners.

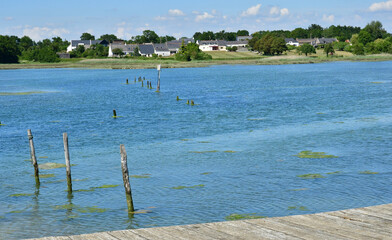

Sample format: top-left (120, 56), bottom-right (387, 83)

top-left (27, 129), bottom-right (135, 212)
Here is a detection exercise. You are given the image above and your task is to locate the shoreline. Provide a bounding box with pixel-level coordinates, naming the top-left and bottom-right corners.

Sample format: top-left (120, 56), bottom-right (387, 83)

top-left (1, 54), bottom-right (392, 70)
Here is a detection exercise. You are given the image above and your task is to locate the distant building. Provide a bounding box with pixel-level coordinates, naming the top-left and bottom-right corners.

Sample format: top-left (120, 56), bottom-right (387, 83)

top-left (197, 40), bottom-right (227, 51)
top-left (138, 44), bottom-right (155, 57)
top-left (296, 38), bottom-right (317, 46)
top-left (108, 43), bottom-right (138, 57)
top-left (66, 40), bottom-right (109, 52)
top-left (295, 38), bottom-right (337, 47)
top-left (315, 38), bottom-right (337, 47)
top-left (285, 38), bottom-right (299, 47)
top-left (153, 44), bottom-right (170, 57)
top-left (237, 36), bottom-right (252, 41)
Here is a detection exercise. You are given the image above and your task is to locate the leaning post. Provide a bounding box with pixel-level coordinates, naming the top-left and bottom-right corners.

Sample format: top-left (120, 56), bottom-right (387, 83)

top-left (27, 129), bottom-right (40, 186)
top-left (63, 133), bottom-right (72, 193)
top-left (156, 64), bottom-right (161, 92)
top-left (120, 144), bottom-right (134, 212)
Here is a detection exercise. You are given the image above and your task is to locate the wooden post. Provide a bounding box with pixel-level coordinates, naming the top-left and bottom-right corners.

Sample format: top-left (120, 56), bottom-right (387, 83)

top-left (113, 109), bottom-right (117, 118)
top-left (120, 144), bottom-right (134, 212)
top-left (186, 100), bottom-right (189, 105)
top-left (63, 133), bottom-right (72, 193)
top-left (157, 64), bottom-right (161, 92)
top-left (27, 129), bottom-right (40, 186)
top-left (191, 100), bottom-right (194, 106)
top-left (126, 78), bottom-right (129, 84)
top-left (177, 96), bottom-right (180, 101)
top-left (141, 81), bottom-right (144, 87)
top-left (134, 77), bottom-right (136, 83)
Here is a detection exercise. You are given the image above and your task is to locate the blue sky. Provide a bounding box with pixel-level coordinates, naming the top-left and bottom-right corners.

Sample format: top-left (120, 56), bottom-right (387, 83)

top-left (1, 0), bottom-right (392, 41)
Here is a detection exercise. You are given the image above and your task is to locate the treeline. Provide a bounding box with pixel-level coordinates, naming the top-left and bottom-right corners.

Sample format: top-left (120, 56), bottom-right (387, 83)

top-left (81, 31), bottom-right (176, 44)
top-left (193, 30), bottom-right (249, 41)
top-left (0, 35), bottom-right (69, 63)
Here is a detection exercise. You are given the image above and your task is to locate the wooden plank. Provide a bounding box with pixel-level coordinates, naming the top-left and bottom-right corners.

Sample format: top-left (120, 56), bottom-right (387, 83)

top-left (360, 205), bottom-right (392, 218)
top-left (205, 220), bottom-right (292, 239)
top-left (132, 227), bottom-right (184, 240)
top-left (354, 208), bottom-right (392, 221)
top-left (327, 211), bottom-right (392, 234)
top-left (106, 230), bottom-right (148, 240)
top-left (68, 232), bottom-right (120, 240)
top-left (181, 223), bottom-right (239, 240)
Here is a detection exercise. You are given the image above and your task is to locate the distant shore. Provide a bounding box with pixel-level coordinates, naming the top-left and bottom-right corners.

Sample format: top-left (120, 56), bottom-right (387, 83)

top-left (1, 52), bottom-right (392, 70)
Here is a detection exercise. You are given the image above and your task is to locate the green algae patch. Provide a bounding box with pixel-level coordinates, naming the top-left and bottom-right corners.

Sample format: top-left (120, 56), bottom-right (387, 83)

top-left (74, 189), bottom-right (95, 192)
top-left (224, 150), bottom-right (236, 153)
top-left (39, 156), bottom-right (48, 159)
top-left (290, 188), bottom-right (309, 191)
top-left (198, 141), bottom-right (211, 143)
top-left (9, 210), bottom-right (24, 213)
top-left (189, 150), bottom-right (218, 154)
top-left (131, 209), bottom-right (153, 214)
top-left (54, 204), bottom-right (77, 210)
top-left (326, 171), bottom-right (341, 175)
top-left (73, 178), bottom-right (88, 182)
top-left (76, 206), bottom-right (107, 213)
top-left (316, 112), bottom-right (326, 115)
top-left (95, 184), bottom-right (119, 188)
top-left (171, 184), bottom-right (205, 190)
top-left (39, 173), bottom-right (55, 178)
top-left (247, 118), bottom-right (265, 121)
top-left (9, 193), bottom-right (33, 197)
top-left (288, 206), bottom-right (309, 211)
top-left (39, 162), bottom-right (66, 169)
top-left (371, 81), bottom-right (384, 84)
top-left (201, 172), bottom-right (212, 175)
top-left (181, 139), bottom-right (192, 141)
top-left (297, 174), bottom-right (325, 179)
top-left (0, 91), bottom-right (48, 96)
top-left (131, 175), bottom-right (151, 179)
top-left (225, 213), bottom-right (266, 221)
top-left (359, 170), bottom-right (379, 174)
top-left (295, 150), bottom-right (338, 159)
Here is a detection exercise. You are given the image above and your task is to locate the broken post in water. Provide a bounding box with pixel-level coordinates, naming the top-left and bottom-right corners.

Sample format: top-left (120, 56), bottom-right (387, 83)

top-left (113, 109), bottom-right (117, 118)
top-left (27, 129), bottom-right (40, 186)
top-left (63, 133), bottom-right (72, 193)
top-left (157, 64), bottom-right (161, 92)
top-left (126, 78), bottom-right (129, 84)
top-left (120, 144), bottom-right (135, 212)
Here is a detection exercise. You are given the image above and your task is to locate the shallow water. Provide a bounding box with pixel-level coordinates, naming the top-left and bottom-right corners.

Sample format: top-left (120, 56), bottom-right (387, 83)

top-left (0, 62), bottom-right (391, 239)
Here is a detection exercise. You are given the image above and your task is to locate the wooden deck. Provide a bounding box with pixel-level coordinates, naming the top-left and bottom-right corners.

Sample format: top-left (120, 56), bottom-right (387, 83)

top-left (32, 203), bottom-right (392, 240)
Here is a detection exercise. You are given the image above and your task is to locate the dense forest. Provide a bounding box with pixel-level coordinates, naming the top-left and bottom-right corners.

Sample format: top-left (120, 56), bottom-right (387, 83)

top-left (0, 21), bottom-right (391, 63)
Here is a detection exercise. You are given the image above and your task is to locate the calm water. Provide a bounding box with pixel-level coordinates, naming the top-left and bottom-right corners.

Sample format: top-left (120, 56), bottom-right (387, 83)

top-left (0, 62), bottom-right (392, 239)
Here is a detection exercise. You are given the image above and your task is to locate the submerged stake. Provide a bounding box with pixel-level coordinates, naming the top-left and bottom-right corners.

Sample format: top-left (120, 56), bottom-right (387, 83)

top-left (126, 79), bottom-right (129, 84)
top-left (63, 133), bottom-right (72, 193)
top-left (27, 129), bottom-right (40, 186)
top-left (120, 144), bottom-right (134, 212)
top-left (113, 109), bottom-right (117, 118)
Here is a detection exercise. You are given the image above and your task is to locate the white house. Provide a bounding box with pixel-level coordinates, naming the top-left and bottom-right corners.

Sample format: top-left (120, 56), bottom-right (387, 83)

top-left (66, 40), bottom-right (109, 52)
top-left (153, 44), bottom-right (170, 57)
top-left (198, 40), bottom-right (227, 51)
top-left (108, 43), bottom-right (138, 57)
top-left (285, 38), bottom-right (300, 47)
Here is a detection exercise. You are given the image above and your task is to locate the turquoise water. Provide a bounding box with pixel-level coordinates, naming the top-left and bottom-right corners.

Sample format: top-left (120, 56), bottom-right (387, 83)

top-left (0, 62), bottom-right (391, 239)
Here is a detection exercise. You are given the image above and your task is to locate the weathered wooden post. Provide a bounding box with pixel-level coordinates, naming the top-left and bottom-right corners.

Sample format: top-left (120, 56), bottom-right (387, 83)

top-left (157, 64), bottom-right (161, 92)
top-left (63, 133), bottom-right (72, 193)
top-left (177, 96), bottom-right (180, 101)
top-left (141, 81), bottom-right (144, 87)
top-left (134, 77), bottom-right (136, 83)
top-left (27, 129), bottom-right (40, 186)
top-left (186, 100), bottom-right (189, 105)
top-left (120, 144), bottom-right (134, 212)
top-left (149, 81), bottom-right (152, 89)
top-left (191, 100), bottom-right (195, 106)
top-left (126, 78), bottom-right (129, 84)
top-left (113, 109), bottom-right (117, 118)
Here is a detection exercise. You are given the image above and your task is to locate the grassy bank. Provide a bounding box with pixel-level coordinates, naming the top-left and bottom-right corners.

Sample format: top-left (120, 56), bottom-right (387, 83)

top-left (1, 51), bottom-right (392, 70)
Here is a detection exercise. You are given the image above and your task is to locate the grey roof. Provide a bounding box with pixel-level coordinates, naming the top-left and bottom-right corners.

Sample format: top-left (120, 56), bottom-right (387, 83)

top-left (111, 44), bottom-right (138, 52)
top-left (167, 42), bottom-right (182, 50)
top-left (285, 38), bottom-right (298, 43)
top-left (71, 40), bottom-right (108, 47)
top-left (317, 38), bottom-right (337, 44)
top-left (138, 44), bottom-right (155, 55)
top-left (153, 43), bottom-right (169, 51)
top-left (168, 38), bottom-right (194, 44)
top-left (226, 40), bottom-right (248, 45)
top-left (198, 40), bottom-right (227, 46)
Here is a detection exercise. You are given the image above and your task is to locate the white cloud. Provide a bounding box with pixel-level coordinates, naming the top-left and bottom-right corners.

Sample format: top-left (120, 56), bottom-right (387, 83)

top-left (322, 14), bottom-right (335, 22)
top-left (369, 0), bottom-right (392, 12)
top-left (270, 7), bottom-right (289, 16)
top-left (168, 9), bottom-right (185, 16)
top-left (116, 27), bottom-right (125, 38)
top-left (280, 8), bottom-right (289, 16)
top-left (4, 17), bottom-right (13, 21)
top-left (241, 4), bottom-right (262, 17)
top-left (23, 27), bottom-right (69, 41)
top-left (155, 16), bottom-right (168, 21)
top-left (195, 12), bottom-right (214, 22)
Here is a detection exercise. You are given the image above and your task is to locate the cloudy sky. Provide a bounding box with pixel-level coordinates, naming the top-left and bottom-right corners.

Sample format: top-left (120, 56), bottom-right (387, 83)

top-left (1, 0), bottom-right (392, 41)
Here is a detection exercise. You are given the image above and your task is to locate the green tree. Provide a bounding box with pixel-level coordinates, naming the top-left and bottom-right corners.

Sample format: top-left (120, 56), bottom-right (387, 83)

top-left (19, 36), bottom-right (34, 51)
top-left (271, 37), bottom-right (288, 55)
top-left (99, 34), bottom-right (118, 43)
top-left (297, 43), bottom-right (316, 56)
top-left (364, 21), bottom-right (388, 41)
top-left (175, 42), bottom-right (211, 61)
top-left (324, 43), bottom-right (335, 57)
top-left (308, 24), bottom-right (323, 38)
top-left (112, 48), bottom-right (125, 57)
top-left (0, 35), bottom-right (20, 63)
top-left (80, 32), bottom-right (95, 40)
top-left (291, 28), bottom-right (309, 39)
top-left (237, 30), bottom-right (249, 36)
top-left (358, 30), bottom-right (372, 45)
top-left (142, 30), bottom-right (159, 43)
top-left (36, 47), bottom-right (60, 62)
top-left (227, 46), bottom-right (238, 52)
top-left (133, 47), bottom-right (141, 56)
top-left (352, 43), bottom-right (365, 55)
